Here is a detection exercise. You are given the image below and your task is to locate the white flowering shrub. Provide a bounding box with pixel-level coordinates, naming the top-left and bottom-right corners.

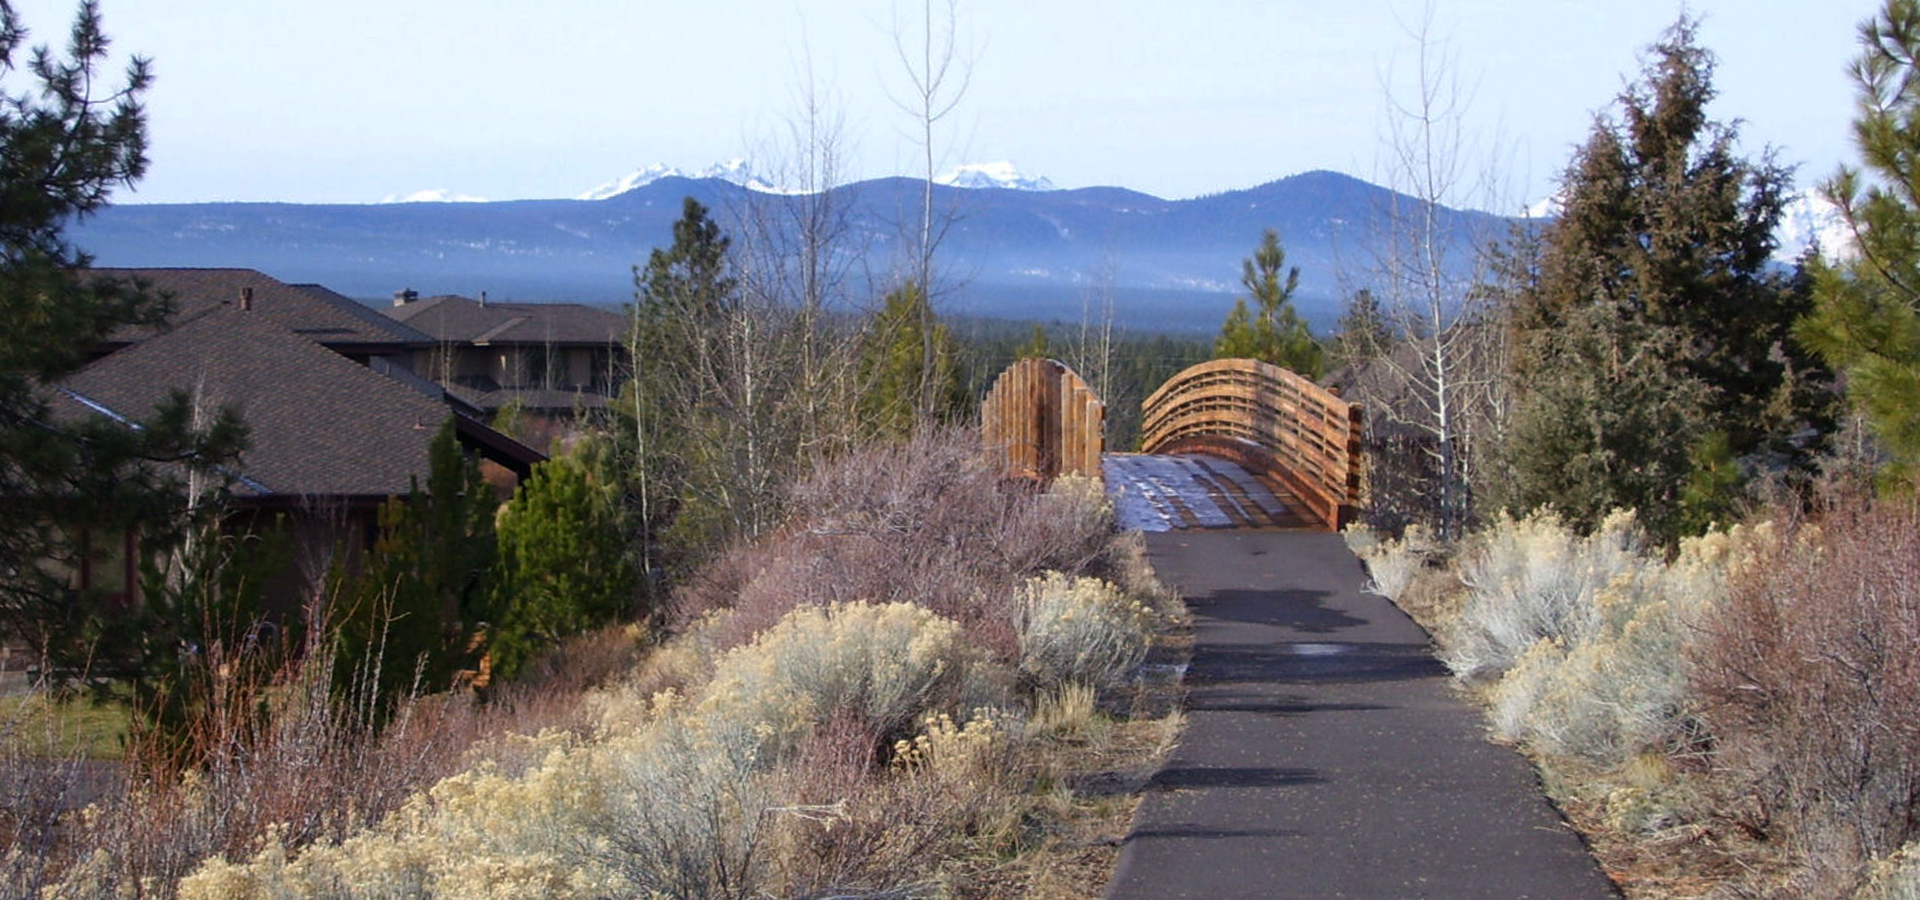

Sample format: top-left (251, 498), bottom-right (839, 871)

top-left (1015, 572), bottom-right (1154, 691)
top-left (699, 601), bottom-right (981, 761)
top-left (1473, 518), bottom-right (1767, 766)
top-left (892, 711), bottom-right (1009, 785)
top-left (174, 602), bottom-right (988, 900)
top-left (1859, 844), bottom-right (1920, 900)
top-left (1349, 523), bottom-right (1435, 602)
top-left (1442, 509), bottom-right (1644, 679)
top-left (1341, 522), bottom-right (1381, 558)
top-left (178, 731), bottom-right (614, 900)
top-left (589, 699), bottom-right (772, 900)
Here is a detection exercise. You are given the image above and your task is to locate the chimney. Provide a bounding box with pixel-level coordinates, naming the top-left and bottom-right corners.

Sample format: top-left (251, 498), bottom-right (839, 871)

top-left (480, 290), bottom-right (487, 308)
top-left (240, 287), bottom-right (254, 311)
top-left (393, 288), bottom-right (419, 307)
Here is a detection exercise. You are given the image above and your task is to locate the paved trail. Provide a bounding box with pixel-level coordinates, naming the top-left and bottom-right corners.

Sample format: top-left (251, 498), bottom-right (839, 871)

top-left (1105, 530), bottom-right (1618, 900)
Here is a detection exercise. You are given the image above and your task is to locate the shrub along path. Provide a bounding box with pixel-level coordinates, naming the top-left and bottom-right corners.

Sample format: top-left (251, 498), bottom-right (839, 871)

top-left (1105, 529), bottom-right (1617, 899)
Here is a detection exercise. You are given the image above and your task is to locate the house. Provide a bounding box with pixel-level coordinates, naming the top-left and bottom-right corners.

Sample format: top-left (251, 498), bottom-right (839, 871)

top-left (382, 291), bottom-right (628, 419)
top-left (51, 293), bottom-right (543, 610)
top-left (90, 268), bottom-right (433, 365)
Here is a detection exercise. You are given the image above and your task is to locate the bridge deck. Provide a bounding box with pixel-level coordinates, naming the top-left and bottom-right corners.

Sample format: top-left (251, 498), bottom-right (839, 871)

top-left (1103, 453), bottom-right (1314, 532)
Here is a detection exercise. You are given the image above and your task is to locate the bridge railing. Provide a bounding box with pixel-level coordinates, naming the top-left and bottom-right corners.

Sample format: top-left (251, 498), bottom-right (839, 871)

top-left (1141, 358), bottom-right (1364, 529)
top-left (981, 357), bottom-right (1105, 481)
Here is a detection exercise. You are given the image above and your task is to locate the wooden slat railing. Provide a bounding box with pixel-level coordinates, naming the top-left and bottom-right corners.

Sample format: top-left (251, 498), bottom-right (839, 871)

top-left (981, 357), bottom-right (1105, 481)
top-left (1141, 358), bottom-right (1364, 529)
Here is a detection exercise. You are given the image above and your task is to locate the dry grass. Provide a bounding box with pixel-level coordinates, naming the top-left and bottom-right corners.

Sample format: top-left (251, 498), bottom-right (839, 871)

top-left (1385, 490), bottom-right (1920, 900)
top-left (8, 427), bottom-right (1187, 900)
top-left (1545, 753), bottom-right (1791, 900)
top-left (0, 621), bottom-right (616, 900)
top-left (1692, 497), bottom-right (1920, 897)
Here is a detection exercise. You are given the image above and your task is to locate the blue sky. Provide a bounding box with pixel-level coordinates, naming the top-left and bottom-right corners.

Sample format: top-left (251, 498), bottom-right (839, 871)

top-left (7, 0), bottom-right (1881, 210)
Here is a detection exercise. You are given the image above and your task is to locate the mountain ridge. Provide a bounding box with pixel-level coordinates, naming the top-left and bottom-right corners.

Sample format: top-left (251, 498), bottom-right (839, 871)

top-left (74, 169), bottom-right (1512, 333)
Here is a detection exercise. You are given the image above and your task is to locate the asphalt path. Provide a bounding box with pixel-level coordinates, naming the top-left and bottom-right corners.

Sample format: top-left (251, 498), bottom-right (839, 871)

top-left (1105, 530), bottom-right (1618, 900)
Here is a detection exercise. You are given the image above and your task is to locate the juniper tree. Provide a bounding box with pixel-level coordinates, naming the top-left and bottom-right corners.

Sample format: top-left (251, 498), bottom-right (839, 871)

top-left (857, 280), bottom-right (965, 440)
top-left (490, 441), bottom-right (634, 681)
top-left (1499, 17), bottom-right (1822, 541)
top-left (335, 422), bottom-right (495, 705)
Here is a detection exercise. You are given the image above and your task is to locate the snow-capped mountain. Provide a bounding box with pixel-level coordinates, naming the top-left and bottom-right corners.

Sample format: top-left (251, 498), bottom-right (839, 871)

top-left (74, 169), bottom-right (1507, 333)
top-left (378, 188), bottom-right (488, 204)
top-left (1517, 188), bottom-right (1852, 266)
top-left (578, 159), bottom-right (1056, 199)
top-left (577, 160), bottom-right (778, 200)
top-left (1523, 192), bottom-right (1562, 220)
top-left (1775, 191), bottom-right (1854, 264)
top-left (935, 161), bottom-right (1055, 191)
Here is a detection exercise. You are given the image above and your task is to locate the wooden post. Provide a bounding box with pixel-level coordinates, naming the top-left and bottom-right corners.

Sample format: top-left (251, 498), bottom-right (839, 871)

top-left (980, 357), bottom-right (1106, 484)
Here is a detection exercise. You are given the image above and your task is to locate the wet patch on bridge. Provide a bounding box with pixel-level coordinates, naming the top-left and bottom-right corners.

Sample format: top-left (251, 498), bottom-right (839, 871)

top-left (1103, 453), bottom-right (1313, 532)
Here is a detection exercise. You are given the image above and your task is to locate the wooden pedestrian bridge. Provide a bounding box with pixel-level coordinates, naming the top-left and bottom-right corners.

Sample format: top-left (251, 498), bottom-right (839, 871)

top-left (980, 357), bottom-right (1364, 532)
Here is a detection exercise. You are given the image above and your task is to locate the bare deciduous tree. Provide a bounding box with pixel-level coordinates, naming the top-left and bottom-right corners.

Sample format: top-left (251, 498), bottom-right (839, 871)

top-left (730, 45), bottom-right (873, 462)
top-left (1344, 2), bottom-right (1515, 539)
top-left (888, 0), bottom-right (973, 422)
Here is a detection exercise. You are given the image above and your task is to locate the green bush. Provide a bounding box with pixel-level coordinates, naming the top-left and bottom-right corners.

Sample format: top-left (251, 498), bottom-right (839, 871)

top-left (491, 445), bottom-right (636, 681)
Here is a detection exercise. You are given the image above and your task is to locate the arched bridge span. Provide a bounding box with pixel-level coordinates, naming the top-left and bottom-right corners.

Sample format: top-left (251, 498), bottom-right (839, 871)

top-left (980, 357), bottom-right (1364, 531)
top-left (1139, 358), bottom-right (1364, 530)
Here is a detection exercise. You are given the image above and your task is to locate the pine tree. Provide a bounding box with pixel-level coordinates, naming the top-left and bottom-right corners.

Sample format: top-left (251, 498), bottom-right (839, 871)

top-left (1214, 229), bottom-right (1325, 378)
top-left (490, 442), bottom-right (634, 681)
top-left (857, 281), bottom-right (965, 440)
top-left (1801, 0), bottom-right (1920, 478)
top-left (1016, 323), bottom-right (1051, 360)
top-left (1499, 17), bottom-right (1821, 541)
top-left (335, 422), bottom-right (495, 706)
top-left (616, 197), bottom-right (736, 579)
top-left (0, 3), bottom-right (248, 676)
top-left (1332, 288), bottom-right (1393, 367)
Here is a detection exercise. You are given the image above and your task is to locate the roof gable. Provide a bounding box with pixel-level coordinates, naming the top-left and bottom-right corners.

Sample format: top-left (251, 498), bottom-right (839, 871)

top-left (93, 268), bottom-right (428, 349)
top-left (60, 308), bottom-right (447, 499)
top-left (385, 293), bottom-right (624, 345)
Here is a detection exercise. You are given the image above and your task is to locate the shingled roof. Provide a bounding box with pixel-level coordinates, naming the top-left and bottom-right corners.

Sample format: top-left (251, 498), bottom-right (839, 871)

top-left (93, 268), bottom-right (429, 354)
top-left (59, 307), bottom-right (451, 500)
top-left (385, 294), bottom-right (624, 345)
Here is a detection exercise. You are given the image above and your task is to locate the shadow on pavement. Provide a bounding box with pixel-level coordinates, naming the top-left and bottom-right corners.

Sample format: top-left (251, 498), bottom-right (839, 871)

top-left (1185, 688), bottom-right (1392, 716)
top-left (1152, 765), bottom-right (1326, 790)
top-left (1188, 641), bottom-right (1449, 684)
top-left (1193, 588), bottom-right (1370, 632)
